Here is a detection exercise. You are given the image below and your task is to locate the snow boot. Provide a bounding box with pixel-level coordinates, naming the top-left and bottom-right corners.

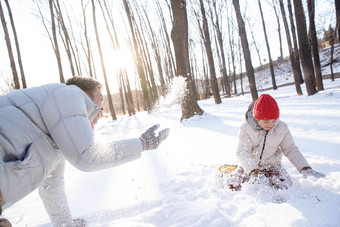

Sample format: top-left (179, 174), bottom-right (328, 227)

top-left (218, 164), bottom-right (238, 177)
top-left (0, 191), bottom-right (12, 227)
top-left (0, 219), bottom-right (11, 227)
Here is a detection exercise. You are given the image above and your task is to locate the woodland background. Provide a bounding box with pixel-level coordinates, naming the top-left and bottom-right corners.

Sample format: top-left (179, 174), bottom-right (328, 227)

top-left (0, 0), bottom-right (338, 121)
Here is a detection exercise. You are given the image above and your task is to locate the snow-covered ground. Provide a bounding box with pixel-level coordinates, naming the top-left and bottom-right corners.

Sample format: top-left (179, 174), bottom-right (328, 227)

top-left (3, 46), bottom-right (340, 226)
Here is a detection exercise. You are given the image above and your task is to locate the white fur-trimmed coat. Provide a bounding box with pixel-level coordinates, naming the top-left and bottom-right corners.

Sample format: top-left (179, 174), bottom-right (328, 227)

top-left (0, 84), bottom-right (143, 226)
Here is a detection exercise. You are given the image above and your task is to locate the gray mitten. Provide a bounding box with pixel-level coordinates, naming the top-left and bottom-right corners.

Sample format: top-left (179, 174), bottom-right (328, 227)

top-left (301, 168), bottom-right (325, 179)
top-left (139, 124), bottom-right (170, 150)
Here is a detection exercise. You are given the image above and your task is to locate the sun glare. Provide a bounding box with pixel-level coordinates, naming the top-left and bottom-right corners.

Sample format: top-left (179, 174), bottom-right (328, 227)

top-left (112, 48), bottom-right (135, 74)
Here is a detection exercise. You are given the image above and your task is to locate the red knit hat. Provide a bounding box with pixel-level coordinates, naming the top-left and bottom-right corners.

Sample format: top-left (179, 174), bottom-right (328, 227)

top-left (253, 94), bottom-right (279, 120)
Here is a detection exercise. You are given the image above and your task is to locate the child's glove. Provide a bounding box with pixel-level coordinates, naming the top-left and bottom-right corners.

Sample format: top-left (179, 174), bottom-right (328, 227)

top-left (248, 169), bottom-right (268, 185)
top-left (139, 124), bottom-right (170, 151)
top-left (300, 167), bottom-right (325, 179)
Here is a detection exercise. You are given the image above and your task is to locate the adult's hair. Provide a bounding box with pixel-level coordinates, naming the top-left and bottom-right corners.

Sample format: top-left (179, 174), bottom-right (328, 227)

top-left (66, 76), bottom-right (102, 98)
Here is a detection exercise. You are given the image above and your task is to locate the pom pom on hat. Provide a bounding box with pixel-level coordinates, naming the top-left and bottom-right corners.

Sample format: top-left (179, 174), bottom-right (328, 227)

top-left (253, 94), bottom-right (279, 120)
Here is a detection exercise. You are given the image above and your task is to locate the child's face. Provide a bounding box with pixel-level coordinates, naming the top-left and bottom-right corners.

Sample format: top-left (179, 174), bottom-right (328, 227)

top-left (257, 119), bottom-right (278, 131)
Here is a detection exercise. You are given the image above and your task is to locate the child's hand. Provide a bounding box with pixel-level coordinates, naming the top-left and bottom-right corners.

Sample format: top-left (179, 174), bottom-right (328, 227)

top-left (301, 167), bottom-right (325, 178)
top-left (248, 169), bottom-right (268, 185)
top-left (249, 174), bottom-right (268, 185)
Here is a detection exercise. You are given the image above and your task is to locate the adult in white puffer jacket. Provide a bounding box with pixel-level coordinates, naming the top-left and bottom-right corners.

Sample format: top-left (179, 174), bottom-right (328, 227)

top-left (0, 76), bottom-right (169, 226)
top-left (220, 94), bottom-right (325, 191)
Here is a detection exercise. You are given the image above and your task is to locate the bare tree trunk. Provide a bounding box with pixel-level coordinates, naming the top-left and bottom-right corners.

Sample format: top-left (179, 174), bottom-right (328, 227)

top-left (191, 45), bottom-right (201, 101)
top-left (137, 30), bottom-right (158, 103)
top-left (62, 2), bottom-right (82, 76)
top-left (0, 0), bottom-right (20, 89)
top-left (198, 0), bottom-right (221, 104)
top-left (118, 71), bottom-right (126, 115)
top-left (121, 71), bottom-right (132, 116)
top-left (35, 1), bottom-right (63, 82)
top-left (226, 5), bottom-right (237, 95)
top-left (53, 0), bottom-right (75, 76)
top-left (227, 49), bottom-right (232, 90)
top-left (136, 37), bottom-right (153, 103)
top-left (143, 7), bottom-right (166, 96)
top-left (101, 1), bottom-right (120, 48)
top-left (123, 0), bottom-right (150, 111)
top-left (278, 0), bottom-right (302, 95)
top-left (212, 32), bottom-right (222, 91)
top-left (287, 0), bottom-right (304, 84)
top-left (330, 20), bottom-right (339, 81)
top-left (49, 0), bottom-right (64, 83)
top-left (293, 0), bottom-right (317, 96)
top-left (132, 2), bottom-right (159, 104)
top-left (330, 33), bottom-right (335, 81)
top-left (238, 38), bottom-right (244, 95)
top-left (98, 0), bottom-right (117, 51)
top-left (101, 0), bottom-right (135, 115)
top-left (211, 0), bottom-right (231, 97)
top-left (123, 68), bottom-right (135, 115)
top-left (71, 40), bottom-right (82, 76)
top-left (135, 74), bottom-right (141, 112)
top-left (81, 0), bottom-right (94, 78)
top-left (307, 0), bottom-right (324, 91)
top-left (170, 0), bottom-right (204, 121)
top-left (336, 0), bottom-right (340, 43)
top-left (233, 0), bottom-right (258, 101)
top-left (247, 19), bottom-right (263, 67)
top-left (90, 51), bottom-right (98, 79)
top-left (189, 43), bottom-right (200, 100)
top-left (268, 0), bottom-right (283, 60)
top-left (156, 0), bottom-right (176, 80)
top-left (60, 1), bottom-right (81, 76)
top-left (98, 0), bottom-right (127, 115)
top-left (4, 0), bottom-right (26, 88)
top-left (258, 0), bottom-right (277, 90)
top-left (91, 0), bottom-right (117, 120)
top-left (191, 48), bottom-right (201, 98)
top-left (201, 44), bottom-right (210, 98)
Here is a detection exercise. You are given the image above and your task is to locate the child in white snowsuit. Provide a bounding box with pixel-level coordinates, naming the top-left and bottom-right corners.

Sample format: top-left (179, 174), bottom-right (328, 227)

top-left (222, 94), bottom-right (325, 191)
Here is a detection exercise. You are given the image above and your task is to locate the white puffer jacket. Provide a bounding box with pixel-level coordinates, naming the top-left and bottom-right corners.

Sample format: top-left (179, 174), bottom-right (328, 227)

top-left (236, 102), bottom-right (310, 174)
top-left (0, 83), bottom-right (143, 226)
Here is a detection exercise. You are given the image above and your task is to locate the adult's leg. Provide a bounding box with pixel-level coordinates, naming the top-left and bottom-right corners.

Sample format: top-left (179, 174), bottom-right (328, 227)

top-left (39, 161), bottom-right (73, 226)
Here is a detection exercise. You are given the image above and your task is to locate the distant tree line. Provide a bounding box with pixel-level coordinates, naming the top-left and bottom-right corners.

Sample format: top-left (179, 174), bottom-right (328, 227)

top-left (0, 0), bottom-right (339, 121)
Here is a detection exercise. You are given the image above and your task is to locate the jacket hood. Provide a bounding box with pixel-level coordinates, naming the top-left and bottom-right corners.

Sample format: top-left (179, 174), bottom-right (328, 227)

top-left (67, 85), bottom-right (101, 123)
top-left (245, 101), bottom-right (262, 131)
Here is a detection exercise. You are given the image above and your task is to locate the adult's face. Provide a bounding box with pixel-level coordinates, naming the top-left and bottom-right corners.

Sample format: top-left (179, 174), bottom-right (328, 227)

top-left (87, 86), bottom-right (103, 125)
top-left (89, 86), bottom-right (103, 107)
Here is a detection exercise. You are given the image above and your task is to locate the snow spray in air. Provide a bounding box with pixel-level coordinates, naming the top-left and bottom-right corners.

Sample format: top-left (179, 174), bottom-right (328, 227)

top-left (152, 76), bottom-right (187, 110)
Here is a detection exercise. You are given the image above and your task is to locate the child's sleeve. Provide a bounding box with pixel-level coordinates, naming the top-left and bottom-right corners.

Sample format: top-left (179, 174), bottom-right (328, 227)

top-left (280, 128), bottom-right (310, 172)
top-left (236, 125), bottom-right (258, 174)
